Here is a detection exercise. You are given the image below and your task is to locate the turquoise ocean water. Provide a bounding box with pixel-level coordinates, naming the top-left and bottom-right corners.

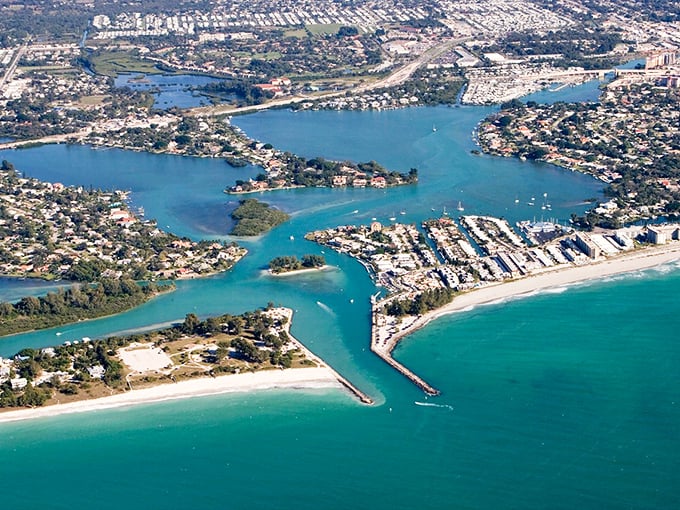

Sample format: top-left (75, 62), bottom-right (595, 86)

top-left (0, 80), bottom-right (679, 509)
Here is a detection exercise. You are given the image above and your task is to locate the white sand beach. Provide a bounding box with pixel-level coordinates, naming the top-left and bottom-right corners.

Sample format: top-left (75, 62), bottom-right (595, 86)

top-left (385, 242), bottom-right (680, 351)
top-left (0, 367), bottom-right (340, 424)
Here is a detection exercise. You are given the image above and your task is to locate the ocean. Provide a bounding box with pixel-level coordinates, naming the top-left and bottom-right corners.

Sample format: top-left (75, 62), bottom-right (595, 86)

top-left (0, 80), bottom-right (678, 509)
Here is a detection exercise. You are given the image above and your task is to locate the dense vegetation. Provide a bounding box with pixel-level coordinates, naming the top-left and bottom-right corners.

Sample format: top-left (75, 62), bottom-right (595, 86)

top-left (0, 279), bottom-right (174, 336)
top-left (485, 28), bottom-right (625, 69)
top-left (229, 198), bottom-right (290, 236)
top-left (231, 154), bottom-right (418, 192)
top-left (0, 305), bottom-right (301, 408)
top-left (198, 79), bottom-right (275, 107)
top-left (384, 288), bottom-right (455, 316)
top-left (268, 254), bottom-right (326, 273)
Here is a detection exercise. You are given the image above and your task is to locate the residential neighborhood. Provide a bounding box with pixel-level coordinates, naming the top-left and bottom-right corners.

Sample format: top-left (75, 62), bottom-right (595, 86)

top-left (0, 165), bottom-right (246, 281)
top-left (478, 76), bottom-right (680, 226)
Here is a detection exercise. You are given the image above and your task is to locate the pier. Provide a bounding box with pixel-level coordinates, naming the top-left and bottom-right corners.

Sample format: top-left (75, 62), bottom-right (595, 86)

top-left (370, 299), bottom-right (441, 396)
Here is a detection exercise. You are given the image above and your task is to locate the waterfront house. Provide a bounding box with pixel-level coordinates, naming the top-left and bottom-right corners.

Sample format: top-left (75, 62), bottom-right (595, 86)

top-left (371, 176), bottom-right (387, 188)
top-left (332, 175), bottom-right (348, 187)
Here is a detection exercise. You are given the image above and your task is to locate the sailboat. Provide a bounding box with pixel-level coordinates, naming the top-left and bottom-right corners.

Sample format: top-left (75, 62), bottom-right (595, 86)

top-left (543, 192), bottom-right (551, 210)
top-left (457, 201), bottom-right (464, 212)
top-left (432, 124), bottom-right (437, 132)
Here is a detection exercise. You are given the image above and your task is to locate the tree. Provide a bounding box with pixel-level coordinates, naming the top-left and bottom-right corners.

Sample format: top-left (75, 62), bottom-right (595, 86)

top-left (204, 317), bottom-right (222, 334)
top-left (0, 302), bottom-right (13, 317)
top-left (17, 384), bottom-right (49, 407)
top-left (301, 254), bottom-right (325, 268)
top-left (231, 337), bottom-right (264, 363)
top-left (15, 296), bottom-right (40, 315)
top-left (227, 316), bottom-right (243, 334)
top-left (182, 313), bottom-right (200, 334)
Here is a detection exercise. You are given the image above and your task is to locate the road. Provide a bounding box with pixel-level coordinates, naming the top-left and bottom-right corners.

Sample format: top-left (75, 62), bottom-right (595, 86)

top-left (0, 44), bottom-right (27, 93)
top-left (0, 128), bottom-right (92, 151)
top-left (187, 37), bottom-right (469, 118)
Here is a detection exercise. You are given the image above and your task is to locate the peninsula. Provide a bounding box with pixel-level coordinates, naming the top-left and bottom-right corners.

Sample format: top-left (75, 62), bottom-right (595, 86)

top-left (0, 162), bottom-right (247, 282)
top-left (0, 161), bottom-right (247, 335)
top-left (0, 306), bottom-right (372, 422)
top-left (307, 217), bottom-right (680, 393)
top-left (478, 79), bottom-right (680, 227)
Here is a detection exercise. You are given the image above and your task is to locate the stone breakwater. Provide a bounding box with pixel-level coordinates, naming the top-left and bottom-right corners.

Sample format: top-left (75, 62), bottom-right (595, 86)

top-left (370, 296), bottom-right (440, 396)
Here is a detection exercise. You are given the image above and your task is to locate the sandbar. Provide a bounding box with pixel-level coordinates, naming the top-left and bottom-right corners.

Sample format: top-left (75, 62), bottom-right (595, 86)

top-left (267, 265), bottom-right (334, 277)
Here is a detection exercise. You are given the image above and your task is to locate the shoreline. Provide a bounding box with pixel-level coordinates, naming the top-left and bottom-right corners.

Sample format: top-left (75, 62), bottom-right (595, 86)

top-left (267, 265), bottom-right (334, 277)
top-left (0, 307), bottom-right (373, 424)
top-left (372, 242), bottom-right (680, 392)
top-left (0, 368), bottom-right (341, 424)
top-left (0, 284), bottom-right (177, 339)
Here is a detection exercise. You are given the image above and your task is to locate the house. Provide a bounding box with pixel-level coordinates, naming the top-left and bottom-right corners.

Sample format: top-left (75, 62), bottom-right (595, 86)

top-left (332, 175), bottom-right (348, 187)
top-left (371, 176), bottom-right (387, 188)
top-left (10, 377), bottom-right (28, 390)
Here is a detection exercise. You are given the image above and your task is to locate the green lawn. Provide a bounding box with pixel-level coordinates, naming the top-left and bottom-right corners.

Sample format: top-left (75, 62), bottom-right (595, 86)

top-left (284, 28), bottom-right (308, 38)
top-left (90, 51), bottom-right (163, 77)
top-left (305, 23), bottom-right (342, 35)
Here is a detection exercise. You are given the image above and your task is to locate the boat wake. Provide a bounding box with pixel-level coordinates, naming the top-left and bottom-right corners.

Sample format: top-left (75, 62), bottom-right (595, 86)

top-left (414, 401), bottom-right (454, 411)
top-left (316, 301), bottom-right (335, 316)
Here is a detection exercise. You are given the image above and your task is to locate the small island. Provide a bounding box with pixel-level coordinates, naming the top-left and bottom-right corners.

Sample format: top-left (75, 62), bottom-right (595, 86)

top-left (0, 306), bottom-right (373, 417)
top-left (226, 156), bottom-right (418, 194)
top-left (230, 198), bottom-right (290, 236)
top-left (268, 254), bottom-right (326, 275)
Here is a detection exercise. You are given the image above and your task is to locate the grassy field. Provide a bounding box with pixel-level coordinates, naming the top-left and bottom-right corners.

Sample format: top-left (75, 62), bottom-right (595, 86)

top-left (284, 28), bottom-right (308, 38)
top-left (306, 23), bottom-right (342, 35)
top-left (89, 51), bottom-right (163, 77)
top-left (234, 50), bottom-right (282, 61)
top-left (77, 95), bottom-right (107, 107)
